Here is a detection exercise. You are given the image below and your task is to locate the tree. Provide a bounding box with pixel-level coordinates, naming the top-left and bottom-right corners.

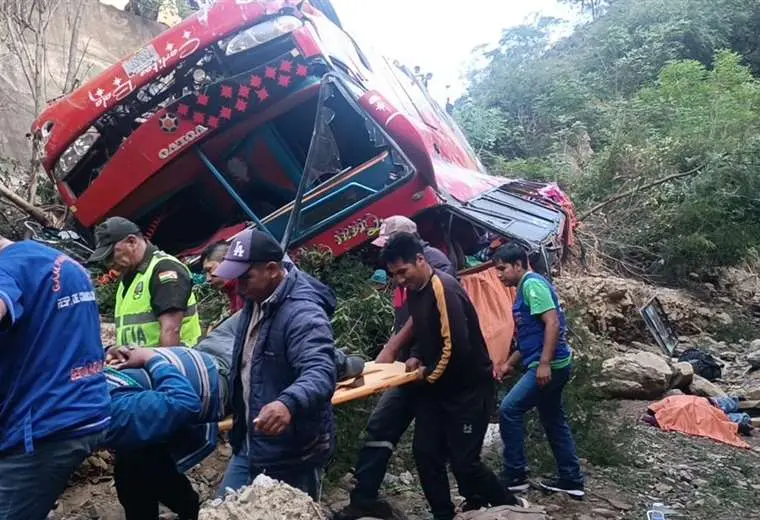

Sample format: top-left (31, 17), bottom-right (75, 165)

top-left (560, 0), bottom-right (613, 20)
top-left (0, 0), bottom-right (89, 213)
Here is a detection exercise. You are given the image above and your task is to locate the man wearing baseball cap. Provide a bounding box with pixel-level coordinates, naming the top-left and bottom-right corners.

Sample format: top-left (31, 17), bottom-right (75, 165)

top-left (337, 215), bottom-right (457, 519)
top-left (88, 216), bottom-right (202, 349)
top-left (213, 228), bottom-right (337, 500)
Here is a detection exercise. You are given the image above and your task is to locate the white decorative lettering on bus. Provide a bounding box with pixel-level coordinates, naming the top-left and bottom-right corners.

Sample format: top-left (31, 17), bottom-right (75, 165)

top-left (158, 125), bottom-right (209, 160)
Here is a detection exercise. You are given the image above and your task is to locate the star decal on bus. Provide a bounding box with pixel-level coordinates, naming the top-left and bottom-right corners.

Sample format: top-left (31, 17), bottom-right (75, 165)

top-left (159, 113), bottom-right (179, 133)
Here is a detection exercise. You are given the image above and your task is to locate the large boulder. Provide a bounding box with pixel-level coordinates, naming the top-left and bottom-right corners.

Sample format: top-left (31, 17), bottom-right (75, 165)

top-left (599, 352), bottom-right (673, 399)
top-left (688, 375), bottom-right (727, 398)
top-left (747, 344), bottom-right (760, 369)
top-left (200, 474), bottom-right (327, 519)
top-left (555, 275), bottom-right (724, 344)
top-left (670, 362), bottom-right (694, 389)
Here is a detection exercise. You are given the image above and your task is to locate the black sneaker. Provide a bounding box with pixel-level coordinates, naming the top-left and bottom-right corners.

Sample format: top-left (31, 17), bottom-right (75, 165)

top-left (502, 475), bottom-right (529, 492)
top-left (538, 478), bottom-right (585, 499)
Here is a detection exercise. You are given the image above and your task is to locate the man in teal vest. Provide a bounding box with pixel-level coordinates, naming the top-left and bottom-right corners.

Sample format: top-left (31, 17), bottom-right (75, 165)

top-left (89, 217), bottom-right (201, 348)
top-left (493, 244), bottom-right (584, 500)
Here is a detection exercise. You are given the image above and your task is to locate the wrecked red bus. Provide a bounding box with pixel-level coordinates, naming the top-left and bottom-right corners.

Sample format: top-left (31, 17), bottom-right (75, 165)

top-left (31, 0), bottom-right (576, 271)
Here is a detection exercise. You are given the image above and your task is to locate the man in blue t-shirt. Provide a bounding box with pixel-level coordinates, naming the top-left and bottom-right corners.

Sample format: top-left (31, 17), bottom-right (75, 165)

top-left (0, 236), bottom-right (110, 520)
top-left (493, 244), bottom-right (584, 499)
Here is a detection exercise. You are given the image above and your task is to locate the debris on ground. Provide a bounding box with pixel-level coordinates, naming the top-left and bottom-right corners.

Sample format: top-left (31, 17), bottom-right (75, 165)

top-left (556, 275), bottom-right (732, 343)
top-left (199, 474), bottom-right (326, 520)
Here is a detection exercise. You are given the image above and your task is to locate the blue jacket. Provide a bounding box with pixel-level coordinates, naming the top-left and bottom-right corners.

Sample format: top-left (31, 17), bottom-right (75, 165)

top-left (229, 266), bottom-right (337, 470)
top-left (0, 242), bottom-right (109, 454)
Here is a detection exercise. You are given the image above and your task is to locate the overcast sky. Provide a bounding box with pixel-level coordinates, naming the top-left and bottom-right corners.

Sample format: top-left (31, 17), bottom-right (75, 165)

top-left (331, 0), bottom-right (574, 102)
top-left (100, 0), bottom-right (574, 102)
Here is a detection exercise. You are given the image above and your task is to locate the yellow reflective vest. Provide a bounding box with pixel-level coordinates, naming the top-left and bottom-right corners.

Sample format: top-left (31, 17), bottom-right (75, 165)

top-left (115, 250), bottom-right (201, 347)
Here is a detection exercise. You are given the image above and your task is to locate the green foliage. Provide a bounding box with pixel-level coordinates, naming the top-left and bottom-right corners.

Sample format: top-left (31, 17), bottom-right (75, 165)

top-left (456, 0), bottom-right (760, 281)
top-left (295, 250), bottom-right (394, 482)
top-left (92, 268), bottom-right (117, 318)
top-left (125, 0), bottom-right (196, 21)
top-left (194, 282), bottom-right (228, 332)
top-left (298, 250), bottom-right (394, 359)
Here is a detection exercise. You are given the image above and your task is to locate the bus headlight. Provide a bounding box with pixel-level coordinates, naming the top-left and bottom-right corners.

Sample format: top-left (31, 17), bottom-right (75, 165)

top-left (54, 128), bottom-right (100, 181)
top-left (224, 16), bottom-right (302, 56)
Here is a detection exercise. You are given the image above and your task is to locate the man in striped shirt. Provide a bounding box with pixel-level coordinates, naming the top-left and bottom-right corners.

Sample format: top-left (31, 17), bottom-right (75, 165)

top-left (380, 233), bottom-right (524, 520)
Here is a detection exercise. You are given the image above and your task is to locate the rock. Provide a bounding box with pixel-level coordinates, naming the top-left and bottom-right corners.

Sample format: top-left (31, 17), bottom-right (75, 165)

top-left (750, 339), bottom-right (760, 351)
top-left (555, 276), bottom-right (714, 344)
top-left (100, 322), bottom-right (116, 348)
top-left (655, 483), bottom-right (673, 494)
top-left (590, 508), bottom-right (617, 518)
top-left (719, 351), bottom-right (737, 362)
top-left (607, 499), bottom-right (633, 511)
top-left (689, 375), bottom-right (727, 398)
top-left (457, 505), bottom-right (547, 519)
top-left (664, 389), bottom-right (684, 397)
top-left (399, 471), bottom-right (414, 485)
top-left (199, 474), bottom-right (326, 519)
top-left (747, 350), bottom-right (760, 369)
top-left (598, 352), bottom-right (673, 399)
top-left (743, 387), bottom-right (760, 400)
top-left (670, 362), bottom-right (694, 389)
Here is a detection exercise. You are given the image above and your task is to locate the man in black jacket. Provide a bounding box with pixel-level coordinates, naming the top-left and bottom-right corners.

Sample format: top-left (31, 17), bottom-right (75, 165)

top-left (336, 216), bottom-right (457, 520)
top-left (377, 233), bottom-right (524, 520)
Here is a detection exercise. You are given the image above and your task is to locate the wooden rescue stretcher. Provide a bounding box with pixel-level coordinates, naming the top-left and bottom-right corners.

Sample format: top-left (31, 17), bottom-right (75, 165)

top-left (218, 361), bottom-right (422, 432)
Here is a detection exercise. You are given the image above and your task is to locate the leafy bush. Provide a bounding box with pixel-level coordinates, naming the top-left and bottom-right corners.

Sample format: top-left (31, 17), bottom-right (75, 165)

top-left (454, 0), bottom-right (760, 282)
top-left (295, 250), bottom-right (395, 482)
top-left (298, 249), bottom-right (394, 359)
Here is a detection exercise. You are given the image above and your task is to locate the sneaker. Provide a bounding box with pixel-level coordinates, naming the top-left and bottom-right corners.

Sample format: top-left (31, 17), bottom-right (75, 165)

top-left (502, 475), bottom-right (530, 492)
top-left (332, 498), bottom-right (398, 520)
top-left (538, 478), bottom-right (585, 499)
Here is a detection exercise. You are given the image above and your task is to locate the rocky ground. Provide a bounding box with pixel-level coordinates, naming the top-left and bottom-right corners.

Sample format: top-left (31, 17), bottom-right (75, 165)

top-left (51, 267), bottom-right (760, 520)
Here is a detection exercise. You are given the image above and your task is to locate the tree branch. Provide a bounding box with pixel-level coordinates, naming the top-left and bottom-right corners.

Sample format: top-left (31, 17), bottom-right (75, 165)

top-left (0, 182), bottom-right (52, 225)
top-left (579, 164), bottom-right (706, 221)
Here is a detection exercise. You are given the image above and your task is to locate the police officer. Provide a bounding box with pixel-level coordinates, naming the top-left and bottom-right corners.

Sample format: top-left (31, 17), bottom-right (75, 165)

top-left (88, 217), bottom-right (201, 348)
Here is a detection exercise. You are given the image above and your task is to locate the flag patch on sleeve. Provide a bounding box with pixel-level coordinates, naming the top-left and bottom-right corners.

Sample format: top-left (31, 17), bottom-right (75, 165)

top-left (158, 270), bottom-right (179, 283)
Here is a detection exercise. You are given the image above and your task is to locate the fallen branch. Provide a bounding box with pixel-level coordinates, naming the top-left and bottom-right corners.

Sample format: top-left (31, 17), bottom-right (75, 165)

top-left (0, 182), bottom-right (52, 226)
top-left (579, 165), bottom-right (705, 221)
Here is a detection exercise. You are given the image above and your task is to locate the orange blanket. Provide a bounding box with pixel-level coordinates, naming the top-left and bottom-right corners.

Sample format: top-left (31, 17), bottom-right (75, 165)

top-left (648, 395), bottom-right (750, 449)
top-left (460, 267), bottom-right (515, 369)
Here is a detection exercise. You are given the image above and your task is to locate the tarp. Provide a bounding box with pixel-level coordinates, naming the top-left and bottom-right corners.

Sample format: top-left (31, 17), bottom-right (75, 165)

top-left (648, 395), bottom-right (750, 449)
top-left (460, 266), bottom-right (516, 370)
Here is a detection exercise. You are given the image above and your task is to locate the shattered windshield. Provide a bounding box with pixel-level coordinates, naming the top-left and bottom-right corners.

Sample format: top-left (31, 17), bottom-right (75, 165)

top-left (280, 76), bottom-right (412, 246)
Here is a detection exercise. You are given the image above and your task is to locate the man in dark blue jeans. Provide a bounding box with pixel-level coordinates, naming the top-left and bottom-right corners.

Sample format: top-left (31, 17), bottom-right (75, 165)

top-left (0, 236), bottom-right (110, 520)
top-left (493, 244), bottom-right (584, 498)
top-left (212, 229), bottom-right (337, 500)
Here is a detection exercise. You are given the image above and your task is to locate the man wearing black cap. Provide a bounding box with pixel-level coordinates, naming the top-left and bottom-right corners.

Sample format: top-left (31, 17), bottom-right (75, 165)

top-left (213, 228), bottom-right (337, 500)
top-left (88, 217), bottom-right (202, 348)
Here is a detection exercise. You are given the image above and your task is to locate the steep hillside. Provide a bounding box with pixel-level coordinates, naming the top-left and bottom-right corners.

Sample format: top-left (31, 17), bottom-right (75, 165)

top-left (0, 0), bottom-right (162, 163)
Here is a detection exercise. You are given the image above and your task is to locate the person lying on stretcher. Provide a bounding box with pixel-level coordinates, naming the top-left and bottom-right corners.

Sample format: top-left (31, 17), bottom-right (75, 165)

top-left (100, 308), bottom-right (364, 520)
top-left (102, 309), bottom-right (365, 461)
